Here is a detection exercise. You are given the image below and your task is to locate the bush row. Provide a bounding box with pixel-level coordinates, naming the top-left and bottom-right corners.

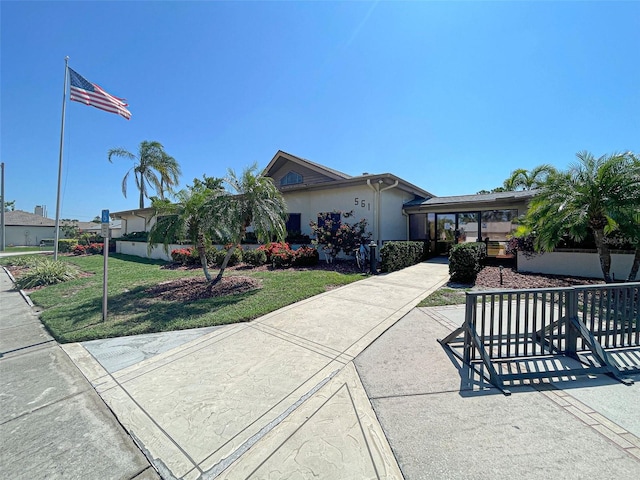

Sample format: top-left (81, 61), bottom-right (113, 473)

top-left (448, 242), bottom-right (487, 283)
top-left (72, 243), bottom-right (105, 255)
top-left (170, 243), bottom-right (319, 269)
top-left (379, 241), bottom-right (427, 273)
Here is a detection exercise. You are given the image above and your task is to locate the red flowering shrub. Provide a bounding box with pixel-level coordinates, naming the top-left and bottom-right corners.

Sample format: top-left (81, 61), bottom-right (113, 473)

top-left (257, 242), bottom-right (291, 263)
top-left (171, 248), bottom-right (194, 265)
top-left (72, 244), bottom-right (87, 255)
top-left (292, 246), bottom-right (319, 266)
top-left (87, 243), bottom-right (104, 255)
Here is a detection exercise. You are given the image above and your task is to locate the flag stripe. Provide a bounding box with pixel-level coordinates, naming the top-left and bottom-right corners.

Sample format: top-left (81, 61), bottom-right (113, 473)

top-left (68, 68), bottom-right (131, 120)
top-left (70, 87), bottom-right (131, 118)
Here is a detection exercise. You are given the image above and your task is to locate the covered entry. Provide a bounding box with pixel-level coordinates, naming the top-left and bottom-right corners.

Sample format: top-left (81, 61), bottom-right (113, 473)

top-left (404, 190), bottom-right (536, 257)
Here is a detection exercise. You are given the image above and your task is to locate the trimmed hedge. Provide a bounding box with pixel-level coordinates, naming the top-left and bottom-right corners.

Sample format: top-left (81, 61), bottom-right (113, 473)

top-left (58, 239), bottom-right (79, 253)
top-left (448, 242), bottom-right (487, 283)
top-left (379, 241), bottom-right (427, 273)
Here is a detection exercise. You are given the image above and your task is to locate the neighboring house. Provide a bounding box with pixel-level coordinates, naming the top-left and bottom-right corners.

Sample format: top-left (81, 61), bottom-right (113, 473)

top-left (79, 220), bottom-right (122, 238)
top-left (264, 150), bottom-right (433, 247)
top-left (3, 210), bottom-right (57, 246)
top-left (109, 207), bottom-right (156, 236)
top-left (404, 190), bottom-right (536, 256)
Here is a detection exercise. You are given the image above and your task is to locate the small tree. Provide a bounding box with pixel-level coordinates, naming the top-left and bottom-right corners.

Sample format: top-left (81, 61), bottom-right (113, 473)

top-left (208, 164), bottom-right (288, 285)
top-left (522, 151), bottom-right (639, 283)
top-left (60, 219), bottom-right (80, 239)
top-left (309, 211), bottom-right (371, 262)
top-left (147, 176), bottom-right (225, 281)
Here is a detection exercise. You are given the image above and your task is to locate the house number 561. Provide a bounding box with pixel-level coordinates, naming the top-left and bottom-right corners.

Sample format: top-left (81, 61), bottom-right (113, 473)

top-left (354, 198), bottom-right (370, 210)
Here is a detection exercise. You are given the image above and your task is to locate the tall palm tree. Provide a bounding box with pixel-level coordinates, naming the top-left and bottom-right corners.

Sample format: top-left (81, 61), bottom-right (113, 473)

top-left (147, 176), bottom-right (225, 281)
top-left (209, 164), bottom-right (288, 285)
top-left (503, 164), bottom-right (557, 191)
top-left (108, 140), bottom-right (181, 208)
top-left (524, 151), bottom-right (639, 282)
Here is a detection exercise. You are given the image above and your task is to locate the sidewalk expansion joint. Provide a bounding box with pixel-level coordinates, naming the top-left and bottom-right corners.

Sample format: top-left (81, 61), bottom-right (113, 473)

top-left (201, 369), bottom-right (341, 479)
top-left (368, 388), bottom-right (481, 401)
top-left (0, 339), bottom-right (55, 357)
top-left (0, 388), bottom-right (91, 426)
top-left (536, 384), bottom-right (640, 461)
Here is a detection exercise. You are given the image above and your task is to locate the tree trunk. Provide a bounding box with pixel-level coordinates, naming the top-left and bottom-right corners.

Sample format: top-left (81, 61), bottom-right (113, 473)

top-left (593, 228), bottom-right (613, 283)
top-left (627, 247), bottom-right (640, 282)
top-left (212, 245), bottom-right (235, 285)
top-left (196, 233), bottom-right (212, 282)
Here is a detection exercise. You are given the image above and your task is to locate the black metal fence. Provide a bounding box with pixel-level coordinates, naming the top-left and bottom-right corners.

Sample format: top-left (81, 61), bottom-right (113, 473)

top-left (440, 282), bottom-right (640, 394)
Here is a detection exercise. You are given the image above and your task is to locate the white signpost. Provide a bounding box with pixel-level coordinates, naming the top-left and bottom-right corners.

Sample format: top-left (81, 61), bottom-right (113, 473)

top-left (101, 209), bottom-right (109, 322)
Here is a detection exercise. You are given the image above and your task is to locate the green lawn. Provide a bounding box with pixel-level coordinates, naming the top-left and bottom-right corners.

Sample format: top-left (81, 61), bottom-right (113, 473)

top-left (16, 254), bottom-right (362, 343)
top-left (2, 246), bottom-right (53, 253)
top-left (418, 286), bottom-right (470, 307)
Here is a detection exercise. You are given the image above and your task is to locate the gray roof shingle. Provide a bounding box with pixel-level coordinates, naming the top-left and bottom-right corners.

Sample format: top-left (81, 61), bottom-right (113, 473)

top-left (4, 210), bottom-right (56, 226)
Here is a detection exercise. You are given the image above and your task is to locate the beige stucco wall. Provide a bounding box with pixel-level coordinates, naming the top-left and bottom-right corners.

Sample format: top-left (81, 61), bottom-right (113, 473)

top-left (117, 215), bottom-right (156, 235)
top-left (5, 226), bottom-right (56, 246)
top-left (517, 251), bottom-right (635, 280)
top-left (116, 241), bottom-right (185, 261)
top-left (282, 183), bottom-right (415, 244)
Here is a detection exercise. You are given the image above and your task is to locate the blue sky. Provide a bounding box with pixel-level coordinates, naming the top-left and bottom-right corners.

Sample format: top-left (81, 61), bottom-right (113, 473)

top-left (1, 0), bottom-right (638, 221)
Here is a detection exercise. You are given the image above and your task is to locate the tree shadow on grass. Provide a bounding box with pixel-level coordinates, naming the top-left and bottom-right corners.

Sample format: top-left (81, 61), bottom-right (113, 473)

top-left (45, 284), bottom-right (259, 343)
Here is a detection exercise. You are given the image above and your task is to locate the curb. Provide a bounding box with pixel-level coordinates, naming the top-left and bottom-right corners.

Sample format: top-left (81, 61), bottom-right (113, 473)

top-left (2, 266), bottom-right (34, 307)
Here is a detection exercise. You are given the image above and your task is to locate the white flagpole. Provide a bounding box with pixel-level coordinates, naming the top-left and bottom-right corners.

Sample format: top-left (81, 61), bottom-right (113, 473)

top-left (54, 56), bottom-right (69, 260)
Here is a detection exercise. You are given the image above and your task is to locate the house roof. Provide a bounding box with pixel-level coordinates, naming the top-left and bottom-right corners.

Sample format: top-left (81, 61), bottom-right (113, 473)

top-left (263, 150), bottom-right (352, 181)
top-left (4, 210), bottom-right (56, 226)
top-left (109, 207), bottom-right (156, 219)
top-left (404, 189), bottom-right (537, 209)
top-left (263, 150), bottom-right (434, 199)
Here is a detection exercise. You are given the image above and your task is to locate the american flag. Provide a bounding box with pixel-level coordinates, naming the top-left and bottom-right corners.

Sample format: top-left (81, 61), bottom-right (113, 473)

top-left (68, 68), bottom-right (131, 120)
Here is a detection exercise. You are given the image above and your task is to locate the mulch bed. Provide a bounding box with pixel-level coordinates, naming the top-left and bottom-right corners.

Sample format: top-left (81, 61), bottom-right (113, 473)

top-left (145, 276), bottom-right (262, 302)
top-left (474, 266), bottom-right (605, 290)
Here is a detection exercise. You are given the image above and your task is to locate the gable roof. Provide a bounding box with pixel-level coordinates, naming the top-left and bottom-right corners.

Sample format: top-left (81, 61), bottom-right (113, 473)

top-left (263, 150), bottom-right (433, 199)
top-left (4, 210), bottom-right (56, 226)
top-left (263, 150), bottom-right (352, 181)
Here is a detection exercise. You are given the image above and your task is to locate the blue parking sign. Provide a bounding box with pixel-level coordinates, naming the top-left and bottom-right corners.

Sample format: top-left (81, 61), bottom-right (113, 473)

top-left (101, 210), bottom-right (110, 223)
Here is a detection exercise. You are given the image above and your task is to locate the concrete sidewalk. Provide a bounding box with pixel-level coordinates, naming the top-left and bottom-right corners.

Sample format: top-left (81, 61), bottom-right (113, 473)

top-left (63, 261), bottom-right (450, 479)
top-left (7, 255), bottom-right (638, 479)
top-left (355, 305), bottom-right (640, 479)
top-left (0, 267), bottom-right (159, 479)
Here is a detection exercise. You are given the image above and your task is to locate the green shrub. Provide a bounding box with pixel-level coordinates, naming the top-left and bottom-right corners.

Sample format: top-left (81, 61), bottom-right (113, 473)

top-left (119, 231), bottom-right (149, 242)
top-left (380, 241), bottom-right (427, 272)
top-left (243, 249), bottom-right (267, 267)
top-left (448, 242), bottom-right (487, 283)
top-left (292, 246), bottom-right (319, 267)
top-left (15, 259), bottom-right (80, 289)
top-left (58, 239), bottom-right (78, 253)
top-left (213, 246), bottom-right (243, 267)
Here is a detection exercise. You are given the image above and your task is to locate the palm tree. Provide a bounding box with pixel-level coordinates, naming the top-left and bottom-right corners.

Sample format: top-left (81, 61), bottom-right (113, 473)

top-left (503, 164), bottom-right (557, 191)
top-left (108, 140), bottom-right (181, 208)
top-left (147, 176), bottom-right (225, 281)
top-left (209, 164), bottom-right (288, 285)
top-left (523, 151), bottom-right (639, 282)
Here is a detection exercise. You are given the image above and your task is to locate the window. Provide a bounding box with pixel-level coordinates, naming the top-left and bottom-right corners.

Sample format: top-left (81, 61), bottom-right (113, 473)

top-left (285, 213), bottom-right (301, 234)
top-left (280, 171), bottom-right (303, 186)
